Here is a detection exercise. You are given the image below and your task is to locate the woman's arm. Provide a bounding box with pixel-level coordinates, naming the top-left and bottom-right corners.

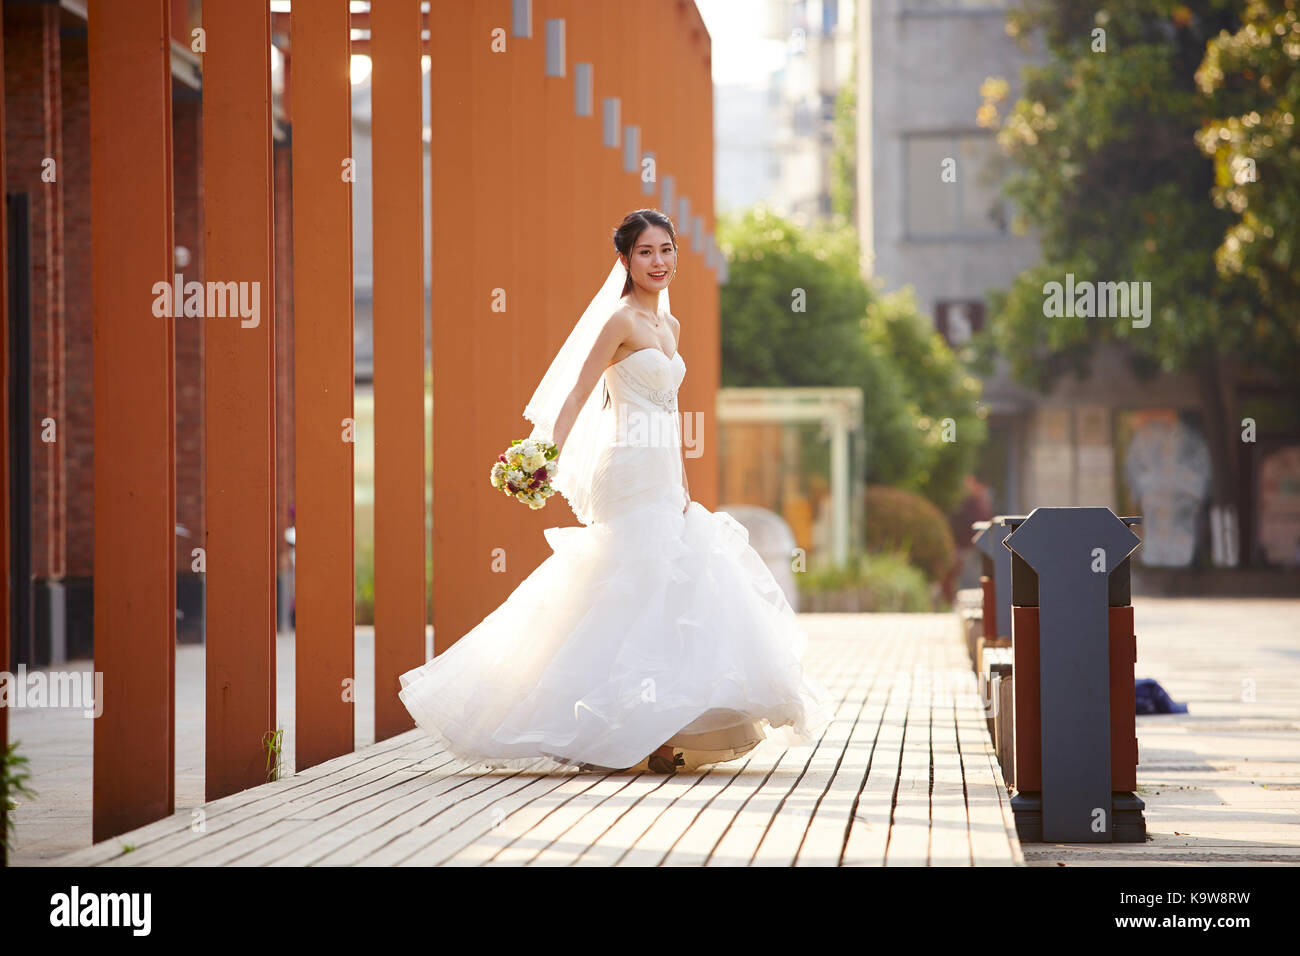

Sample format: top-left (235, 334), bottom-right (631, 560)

top-left (552, 308), bottom-right (634, 455)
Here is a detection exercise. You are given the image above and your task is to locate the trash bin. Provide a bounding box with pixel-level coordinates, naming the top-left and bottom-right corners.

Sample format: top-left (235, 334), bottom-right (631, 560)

top-left (1002, 507), bottom-right (1145, 843)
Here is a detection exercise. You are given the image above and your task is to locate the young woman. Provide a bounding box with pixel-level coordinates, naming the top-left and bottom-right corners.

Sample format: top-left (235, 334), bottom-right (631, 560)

top-left (398, 209), bottom-right (833, 774)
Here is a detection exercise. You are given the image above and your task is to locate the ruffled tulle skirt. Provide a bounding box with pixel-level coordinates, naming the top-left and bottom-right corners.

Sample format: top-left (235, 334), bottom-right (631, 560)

top-left (398, 497), bottom-right (835, 773)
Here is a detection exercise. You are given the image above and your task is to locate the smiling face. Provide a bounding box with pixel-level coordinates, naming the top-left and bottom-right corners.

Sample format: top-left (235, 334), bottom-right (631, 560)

top-left (623, 225), bottom-right (677, 292)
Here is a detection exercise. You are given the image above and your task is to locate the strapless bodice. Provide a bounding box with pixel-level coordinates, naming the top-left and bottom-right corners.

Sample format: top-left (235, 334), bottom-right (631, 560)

top-left (604, 347), bottom-right (685, 413)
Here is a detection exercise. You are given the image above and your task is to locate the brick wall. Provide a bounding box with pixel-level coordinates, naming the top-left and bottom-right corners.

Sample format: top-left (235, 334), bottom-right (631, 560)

top-left (60, 29), bottom-right (91, 578)
top-left (4, 3), bottom-right (64, 582)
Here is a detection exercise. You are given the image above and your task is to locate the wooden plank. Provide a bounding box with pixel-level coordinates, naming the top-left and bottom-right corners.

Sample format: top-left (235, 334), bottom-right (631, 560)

top-left (659, 745), bottom-right (783, 866)
top-left (227, 758), bottom-right (478, 866)
top-left (886, 639), bottom-right (933, 865)
top-left (509, 774), bottom-right (646, 866)
top-left (369, 0), bottom-right (426, 743)
top-left (569, 772), bottom-right (700, 866)
top-left (399, 772), bottom-right (587, 866)
top-left (309, 766), bottom-right (536, 866)
top-left (144, 749), bottom-right (448, 867)
top-left (931, 622), bottom-right (975, 865)
top-left (264, 757), bottom-right (469, 866)
top-left (201, 0), bottom-right (278, 804)
top-left (537, 772), bottom-right (677, 866)
top-left (444, 771), bottom-right (621, 866)
top-left (842, 631), bottom-right (910, 865)
top-left (98, 741), bottom-right (445, 867)
top-left (88, 0), bottom-right (177, 843)
top-left (704, 748), bottom-right (811, 866)
top-left (346, 772), bottom-right (565, 866)
top-left (795, 635), bottom-right (907, 866)
top-left (957, 684), bottom-right (1021, 866)
top-left (55, 732), bottom-right (426, 866)
top-left (755, 632), bottom-right (887, 866)
top-left (611, 769), bottom-right (723, 867)
top-left (290, 0), bottom-right (355, 771)
top-left (694, 629), bottom-right (876, 866)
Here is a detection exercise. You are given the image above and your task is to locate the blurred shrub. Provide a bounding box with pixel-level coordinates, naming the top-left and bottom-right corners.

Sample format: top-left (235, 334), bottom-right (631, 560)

top-left (864, 484), bottom-right (956, 584)
top-left (796, 550), bottom-right (933, 612)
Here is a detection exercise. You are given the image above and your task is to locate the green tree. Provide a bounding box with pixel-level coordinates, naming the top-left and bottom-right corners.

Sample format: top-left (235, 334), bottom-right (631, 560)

top-left (864, 287), bottom-right (988, 511)
top-left (974, 0), bottom-right (1291, 554)
top-left (1196, 0), bottom-right (1300, 336)
top-left (830, 56), bottom-right (858, 222)
top-left (718, 206), bottom-right (984, 511)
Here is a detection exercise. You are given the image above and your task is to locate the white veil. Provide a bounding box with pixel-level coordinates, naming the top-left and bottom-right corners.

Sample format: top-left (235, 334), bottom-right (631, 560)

top-left (523, 255), bottom-right (669, 525)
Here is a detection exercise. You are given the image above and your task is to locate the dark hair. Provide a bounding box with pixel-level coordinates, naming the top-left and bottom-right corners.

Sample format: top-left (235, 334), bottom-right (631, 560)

top-left (612, 209), bottom-right (677, 297)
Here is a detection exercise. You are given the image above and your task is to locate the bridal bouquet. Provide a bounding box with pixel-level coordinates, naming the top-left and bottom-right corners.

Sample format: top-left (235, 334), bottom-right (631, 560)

top-left (490, 438), bottom-right (559, 510)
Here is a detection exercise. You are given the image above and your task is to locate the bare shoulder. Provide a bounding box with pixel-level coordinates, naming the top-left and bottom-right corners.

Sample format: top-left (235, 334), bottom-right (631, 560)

top-left (607, 303), bottom-right (637, 329)
top-left (668, 311), bottom-right (681, 347)
top-left (605, 304), bottom-right (637, 340)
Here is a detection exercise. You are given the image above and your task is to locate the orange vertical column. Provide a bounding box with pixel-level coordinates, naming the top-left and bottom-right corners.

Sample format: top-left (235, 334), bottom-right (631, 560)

top-left (606, 5), bottom-right (634, 214)
top-left (201, 0), bottom-right (278, 801)
top-left (660, 0), bottom-right (690, 495)
top-left (469, 0), bottom-right (520, 627)
top-left (592, 4), bottom-right (622, 259)
top-left (370, 0), bottom-right (426, 740)
top-left (695, 7), bottom-right (720, 509)
top-left (685, 2), bottom-right (703, 370)
top-left (430, 3), bottom-right (476, 655)
top-left (564, 3), bottom-right (597, 320)
top-left (290, 1), bottom-right (354, 768)
top-left (88, 0), bottom-right (176, 841)
top-left (512, 0), bottom-right (549, 576)
top-left (533, 1), bottom-right (569, 415)
top-left (0, 3), bottom-right (9, 865)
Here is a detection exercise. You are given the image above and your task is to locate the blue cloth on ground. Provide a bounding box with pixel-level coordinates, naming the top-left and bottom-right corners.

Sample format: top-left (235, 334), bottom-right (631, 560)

top-left (1135, 678), bottom-right (1188, 715)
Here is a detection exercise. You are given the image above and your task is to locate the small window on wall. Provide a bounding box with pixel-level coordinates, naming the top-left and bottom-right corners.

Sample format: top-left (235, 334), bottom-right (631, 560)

top-left (905, 132), bottom-right (1008, 239)
top-left (934, 300), bottom-right (985, 346)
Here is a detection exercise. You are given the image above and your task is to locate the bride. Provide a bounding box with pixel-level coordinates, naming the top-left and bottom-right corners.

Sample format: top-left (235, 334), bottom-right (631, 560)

top-left (398, 209), bottom-right (834, 774)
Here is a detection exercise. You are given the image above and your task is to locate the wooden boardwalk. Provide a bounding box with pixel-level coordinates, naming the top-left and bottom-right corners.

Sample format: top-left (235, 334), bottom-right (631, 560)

top-left (48, 614), bottom-right (1023, 866)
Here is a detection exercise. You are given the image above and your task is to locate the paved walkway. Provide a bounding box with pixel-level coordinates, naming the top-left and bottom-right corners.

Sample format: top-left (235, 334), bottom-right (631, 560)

top-left (30, 614), bottom-right (1021, 866)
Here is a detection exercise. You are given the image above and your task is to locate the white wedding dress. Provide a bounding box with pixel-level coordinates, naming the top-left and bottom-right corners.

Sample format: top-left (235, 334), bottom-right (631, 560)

top-left (398, 346), bottom-right (835, 772)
